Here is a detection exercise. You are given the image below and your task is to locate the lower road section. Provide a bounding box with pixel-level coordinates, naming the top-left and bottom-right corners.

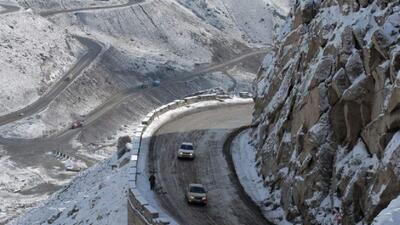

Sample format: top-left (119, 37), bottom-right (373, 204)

top-left (0, 3), bottom-right (19, 14)
top-left (149, 103), bottom-right (272, 225)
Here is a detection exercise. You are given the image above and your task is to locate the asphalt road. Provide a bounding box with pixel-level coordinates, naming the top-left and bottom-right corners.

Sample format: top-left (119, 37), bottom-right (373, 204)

top-left (0, 48), bottom-right (267, 142)
top-left (0, 3), bottom-right (19, 15)
top-left (0, 47), bottom-right (267, 176)
top-left (0, 1), bottom-right (271, 223)
top-left (0, 36), bottom-right (102, 127)
top-left (39, 0), bottom-right (145, 17)
top-left (148, 103), bottom-right (272, 225)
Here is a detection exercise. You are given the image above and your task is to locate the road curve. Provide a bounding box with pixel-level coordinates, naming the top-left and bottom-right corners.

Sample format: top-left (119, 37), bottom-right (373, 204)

top-left (0, 36), bottom-right (102, 127)
top-left (0, 48), bottom-right (267, 143)
top-left (39, 0), bottom-right (145, 17)
top-left (148, 103), bottom-right (273, 225)
top-left (0, 3), bottom-right (20, 14)
top-left (78, 48), bottom-right (269, 128)
top-left (192, 49), bottom-right (270, 75)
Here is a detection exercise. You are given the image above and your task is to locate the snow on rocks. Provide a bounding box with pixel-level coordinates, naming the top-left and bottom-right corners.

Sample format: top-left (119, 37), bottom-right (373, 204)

top-left (373, 194), bottom-right (400, 225)
top-left (251, 0), bottom-right (400, 224)
top-left (231, 129), bottom-right (291, 225)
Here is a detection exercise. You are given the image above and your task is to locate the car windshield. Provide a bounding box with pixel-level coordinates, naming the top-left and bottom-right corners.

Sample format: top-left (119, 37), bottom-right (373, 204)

top-left (181, 144), bottom-right (193, 150)
top-left (190, 186), bottom-right (205, 193)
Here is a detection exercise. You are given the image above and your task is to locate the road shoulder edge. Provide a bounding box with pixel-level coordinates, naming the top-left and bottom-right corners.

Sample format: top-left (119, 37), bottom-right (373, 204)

top-left (119, 93), bottom-right (253, 225)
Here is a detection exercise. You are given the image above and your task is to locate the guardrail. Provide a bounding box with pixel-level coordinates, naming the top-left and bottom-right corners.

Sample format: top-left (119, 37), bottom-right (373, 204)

top-left (121, 93), bottom-right (252, 225)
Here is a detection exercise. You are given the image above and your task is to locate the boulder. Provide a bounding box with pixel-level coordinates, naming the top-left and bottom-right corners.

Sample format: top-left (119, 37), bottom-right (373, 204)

top-left (344, 101), bottom-right (363, 145)
top-left (371, 28), bottom-right (393, 59)
top-left (332, 68), bottom-right (351, 98)
top-left (361, 115), bottom-right (387, 156)
top-left (388, 87), bottom-right (400, 113)
top-left (293, 0), bottom-right (319, 27)
top-left (390, 50), bottom-right (400, 83)
top-left (342, 74), bottom-right (374, 102)
top-left (345, 52), bottom-right (364, 82)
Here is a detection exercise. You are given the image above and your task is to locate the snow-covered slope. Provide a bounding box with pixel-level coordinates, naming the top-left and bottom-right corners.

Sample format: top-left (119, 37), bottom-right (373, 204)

top-left (8, 155), bottom-right (130, 225)
top-left (251, 0), bottom-right (400, 224)
top-left (177, 0), bottom-right (279, 46)
top-left (0, 0), bottom-right (272, 140)
top-left (0, 0), bottom-right (284, 224)
top-left (373, 186), bottom-right (400, 225)
top-left (0, 10), bottom-right (84, 116)
top-left (15, 0), bottom-right (126, 11)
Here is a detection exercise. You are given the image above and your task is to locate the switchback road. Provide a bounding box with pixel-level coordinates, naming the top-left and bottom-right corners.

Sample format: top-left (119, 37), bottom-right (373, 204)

top-left (0, 3), bottom-right (19, 15)
top-left (148, 103), bottom-right (273, 225)
top-left (0, 36), bottom-right (102, 126)
top-left (39, 0), bottom-right (145, 17)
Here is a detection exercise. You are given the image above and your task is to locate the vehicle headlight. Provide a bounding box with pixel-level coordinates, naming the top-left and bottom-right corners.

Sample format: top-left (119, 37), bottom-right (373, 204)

top-left (202, 197), bottom-right (207, 200)
top-left (189, 153), bottom-right (193, 156)
top-left (179, 152), bottom-right (183, 155)
top-left (189, 196), bottom-right (195, 199)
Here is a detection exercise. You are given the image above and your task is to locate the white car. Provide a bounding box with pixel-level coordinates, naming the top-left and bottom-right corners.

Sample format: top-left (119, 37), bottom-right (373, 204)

top-left (185, 183), bottom-right (207, 205)
top-left (177, 142), bottom-right (195, 159)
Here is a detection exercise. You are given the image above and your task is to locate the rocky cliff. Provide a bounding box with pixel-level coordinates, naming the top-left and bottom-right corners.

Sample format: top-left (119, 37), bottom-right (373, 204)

top-left (252, 0), bottom-right (400, 224)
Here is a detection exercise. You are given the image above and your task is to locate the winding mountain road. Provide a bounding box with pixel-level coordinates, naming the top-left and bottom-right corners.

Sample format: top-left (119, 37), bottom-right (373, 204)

top-left (0, 36), bottom-right (102, 127)
top-left (39, 0), bottom-right (145, 17)
top-left (0, 3), bottom-right (19, 15)
top-left (0, 48), bottom-right (268, 141)
top-left (0, 1), bottom-right (274, 224)
top-left (192, 49), bottom-right (270, 75)
top-left (0, 0), bottom-right (268, 175)
top-left (147, 102), bottom-right (272, 225)
top-left (0, 47), bottom-right (267, 182)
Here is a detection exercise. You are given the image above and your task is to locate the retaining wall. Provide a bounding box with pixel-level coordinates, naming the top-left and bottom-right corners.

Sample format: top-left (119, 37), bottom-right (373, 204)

top-left (122, 93), bottom-right (252, 225)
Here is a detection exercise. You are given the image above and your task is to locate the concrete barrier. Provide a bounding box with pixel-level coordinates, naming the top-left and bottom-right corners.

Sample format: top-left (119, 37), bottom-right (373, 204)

top-left (126, 94), bottom-right (251, 225)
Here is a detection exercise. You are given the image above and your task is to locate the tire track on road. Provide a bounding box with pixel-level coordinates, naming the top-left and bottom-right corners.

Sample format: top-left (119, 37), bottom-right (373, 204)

top-left (148, 103), bottom-right (273, 225)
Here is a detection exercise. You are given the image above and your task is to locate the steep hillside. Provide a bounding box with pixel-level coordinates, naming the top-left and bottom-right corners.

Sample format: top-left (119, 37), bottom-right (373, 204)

top-left (0, 10), bottom-right (84, 116)
top-left (15, 0), bottom-right (126, 11)
top-left (252, 0), bottom-right (400, 224)
top-left (1, 0), bottom-right (281, 224)
top-left (0, 0), bottom-right (266, 140)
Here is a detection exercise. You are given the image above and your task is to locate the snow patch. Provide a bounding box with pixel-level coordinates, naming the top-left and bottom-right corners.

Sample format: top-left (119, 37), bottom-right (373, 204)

top-left (231, 130), bottom-right (292, 225)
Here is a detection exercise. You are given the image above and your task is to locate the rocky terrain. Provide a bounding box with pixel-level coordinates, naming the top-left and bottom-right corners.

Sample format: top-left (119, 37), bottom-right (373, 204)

top-left (252, 0), bottom-right (400, 224)
top-left (0, 0), bottom-right (282, 224)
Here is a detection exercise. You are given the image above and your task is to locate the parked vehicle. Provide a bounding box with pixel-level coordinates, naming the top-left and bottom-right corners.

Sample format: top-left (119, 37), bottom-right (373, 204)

top-left (185, 183), bottom-right (207, 205)
top-left (177, 142), bottom-right (195, 159)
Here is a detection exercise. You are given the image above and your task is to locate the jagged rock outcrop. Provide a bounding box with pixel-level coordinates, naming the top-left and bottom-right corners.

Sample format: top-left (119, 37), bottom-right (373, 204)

top-left (252, 0), bottom-right (400, 224)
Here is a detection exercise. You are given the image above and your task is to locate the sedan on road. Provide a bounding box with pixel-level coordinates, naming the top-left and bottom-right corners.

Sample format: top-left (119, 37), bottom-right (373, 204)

top-left (177, 142), bottom-right (195, 159)
top-left (185, 183), bottom-right (207, 205)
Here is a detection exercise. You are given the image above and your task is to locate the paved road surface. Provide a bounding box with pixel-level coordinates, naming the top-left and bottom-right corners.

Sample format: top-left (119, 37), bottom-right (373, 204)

top-left (0, 37), bottom-right (102, 126)
top-left (148, 103), bottom-right (273, 225)
top-left (0, 47), bottom-right (267, 176)
top-left (0, 48), bottom-right (267, 142)
top-left (40, 0), bottom-right (145, 17)
top-left (0, 3), bottom-right (19, 14)
top-left (0, 2), bottom-right (271, 222)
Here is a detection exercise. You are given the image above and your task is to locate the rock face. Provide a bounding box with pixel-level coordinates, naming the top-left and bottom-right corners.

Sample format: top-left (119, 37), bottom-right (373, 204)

top-left (252, 0), bottom-right (400, 224)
